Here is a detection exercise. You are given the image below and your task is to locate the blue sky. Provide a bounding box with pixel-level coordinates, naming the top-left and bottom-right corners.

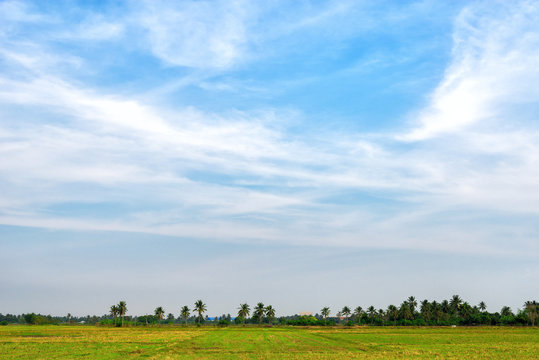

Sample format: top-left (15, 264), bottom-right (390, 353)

top-left (1, 0), bottom-right (538, 317)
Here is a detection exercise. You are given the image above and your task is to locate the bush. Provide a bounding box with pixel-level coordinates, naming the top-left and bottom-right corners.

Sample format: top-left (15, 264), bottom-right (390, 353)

top-left (0, 320), bottom-right (8, 326)
top-left (217, 319), bottom-right (230, 327)
top-left (286, 316), bottom-right (321, 326)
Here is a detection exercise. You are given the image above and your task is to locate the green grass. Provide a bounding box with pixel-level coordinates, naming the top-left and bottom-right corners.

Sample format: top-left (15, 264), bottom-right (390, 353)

top-left (1, 325), bottom-right (537, 359)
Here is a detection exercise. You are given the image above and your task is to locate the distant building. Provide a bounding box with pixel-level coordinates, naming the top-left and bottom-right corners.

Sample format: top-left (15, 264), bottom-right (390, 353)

top-left (299, 312), bottom-right (312, 316)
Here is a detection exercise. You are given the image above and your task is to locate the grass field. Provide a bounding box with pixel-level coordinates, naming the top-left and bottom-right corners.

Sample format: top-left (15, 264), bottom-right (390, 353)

top-left (1, 325), bottom-right (538, 359)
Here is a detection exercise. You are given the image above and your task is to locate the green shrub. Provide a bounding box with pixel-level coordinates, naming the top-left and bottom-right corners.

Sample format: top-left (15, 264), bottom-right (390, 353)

top-left (217, 319), bottom-right (230, 327)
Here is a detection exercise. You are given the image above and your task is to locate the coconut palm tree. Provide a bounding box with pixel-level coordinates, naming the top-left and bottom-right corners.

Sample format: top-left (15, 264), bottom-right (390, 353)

top-left (180, 306), bottom-right (190, 325)
top-left (194, 300), bottom-right (206, 325)
top-left (110, 305), bottom-right (118, 325)
top-left (265, 305), bottom-right (276, 325)
top-left (155, 307), bottom-right (165, 325)
top-left (478, 301), bottom-right (487, 312)
top-left (387, 305), bottom-right (398, 325)
top-left (501, 306), bottom-right (513, 317)
top-left (341, 306), bottom-right (351, 323)
top-left (399, 302), bottom-right (412, 321)
top-left (420, 300), bottom-right (431, 322)
top-left (441, 300), bottom-right (450, 314)
top-left (407, 296), bottom-right (417, 317)
top-left (524, 301), bottom-right (538, 326)
top-left (238, 303), bottom-right (250, 326)
top-left (320, 307), bottom-right (330, 325)
top-left (450, 295), bottom-right (462, 315)
top-left (117, 301), bottom-right (127, 327)
top-left (253, 302), bottom-right (265, 325)
top-left (353, 306), bottom-right (363, 324)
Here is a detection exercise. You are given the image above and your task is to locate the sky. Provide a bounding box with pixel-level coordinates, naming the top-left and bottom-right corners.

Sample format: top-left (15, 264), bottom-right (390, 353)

top-left (0, 0), bottom-right (538, 317)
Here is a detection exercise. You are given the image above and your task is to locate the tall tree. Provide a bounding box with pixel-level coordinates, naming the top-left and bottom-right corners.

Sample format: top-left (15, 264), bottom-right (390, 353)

top-left (253, 302), bottom-right (265, 325)
top-left (387, 305), bottom-right (398, 326)
top-left (194, 300), bottom-right (206, 325)
top-left (265, 305), bottom-right (275, 325)
top-left (501, 306), bottom-right (513, 317)
top-left (117, 301), bottom-right (127, 327)
top-left (237, 303), bottom-right (250, 326)
top-left (110, 305), bottom-right (118, 325)
top-left (367, 306), bottom-right (376, 323)
top-left (320, 307), bottom-right (330, 325)
top-left (180, 306), bottom-right (190, 326)
top-left (478, 301), bottom-right (487, 312)
top-left (407, 296), bottom-right (417, 317)
top-left (154, 307), bottom-right (165, 325)
top-left (420, 300), bottom-right (431, 322)
top-left (341, 306), bottom-right (351, 323)
top-left (353, 306), bottom-right (363, 324)
top-left (399, 302), bottom-right (412, 321)
top-left (450, 295), bottom-right (462, 315)
top-left (524, 301), bottom-right (538, 326)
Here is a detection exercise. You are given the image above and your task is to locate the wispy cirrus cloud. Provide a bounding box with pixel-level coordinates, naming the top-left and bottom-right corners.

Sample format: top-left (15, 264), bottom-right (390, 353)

top-left (0, 0), bottom-right (538, 259)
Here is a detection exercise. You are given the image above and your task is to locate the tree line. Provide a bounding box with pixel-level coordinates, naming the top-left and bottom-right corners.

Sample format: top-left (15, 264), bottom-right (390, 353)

top-left (2, 297), bottom-right (537, 327)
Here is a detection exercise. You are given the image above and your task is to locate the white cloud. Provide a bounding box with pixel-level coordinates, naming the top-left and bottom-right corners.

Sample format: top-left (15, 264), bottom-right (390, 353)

top-left (0, 0), bottom-right (538, 259)
top-left (403, 1), bottom-right (539, 140)
top-left (135, 0), bottom-right (251, 69)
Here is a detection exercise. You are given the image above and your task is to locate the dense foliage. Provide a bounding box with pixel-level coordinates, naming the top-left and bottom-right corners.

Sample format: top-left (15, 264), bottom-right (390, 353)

top-left (2, 297), bottom-right (537, 327)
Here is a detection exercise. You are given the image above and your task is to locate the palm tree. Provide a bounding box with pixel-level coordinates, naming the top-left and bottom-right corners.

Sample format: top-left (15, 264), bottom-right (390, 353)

top-left (399, 302), bottom-right (412, 321)
top-left (155, 307), bottom-right (165, 325)
top-left (341, 306), bottom-right (351, 323)
top-left (450, 295), bottom-right (462, 315)
top-left (117, 301), bottom-right (127, 327)
top-left (441, 300), bottom-right (450, 314)
top-left (420, 300), bottom-right (431, 322)
top-left (320, 307), bottom-right (330, 325)
top-left (367, 306), bottom-right (376, 323)
top-left (180, 306), bottom-right (190, 326)
top-left (478, 301), bottom-right (487, 312)
top-left (501, 306), bottom-right (513, 317)
top-left (524, 301), bottom-right (538, 326)
top-left (254, 302), bottom-right (265, 325)
top-left (265, 305), bottom-right (276, 325)
top-left (387, 305), bottom-right (398, 325)
top-left (407, 296), bottom-right (417, 317)
top-left (353, 306), bottom-right (363, 324)
top-left (194, 300), bottom-right (207, 325)
top-left (238, 303), bottom-right (250, 326)
top-left (110, 305), bottom-right (118, 325)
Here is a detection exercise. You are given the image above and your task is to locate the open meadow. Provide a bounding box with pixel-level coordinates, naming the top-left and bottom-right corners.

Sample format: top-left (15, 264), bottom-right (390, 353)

top-left (1, 325), bottom-right (538, 359)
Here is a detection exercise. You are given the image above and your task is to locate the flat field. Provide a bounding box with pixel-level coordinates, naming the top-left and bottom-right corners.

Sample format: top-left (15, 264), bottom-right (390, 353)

top-left (1, 325), bottom-right (537, 359)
